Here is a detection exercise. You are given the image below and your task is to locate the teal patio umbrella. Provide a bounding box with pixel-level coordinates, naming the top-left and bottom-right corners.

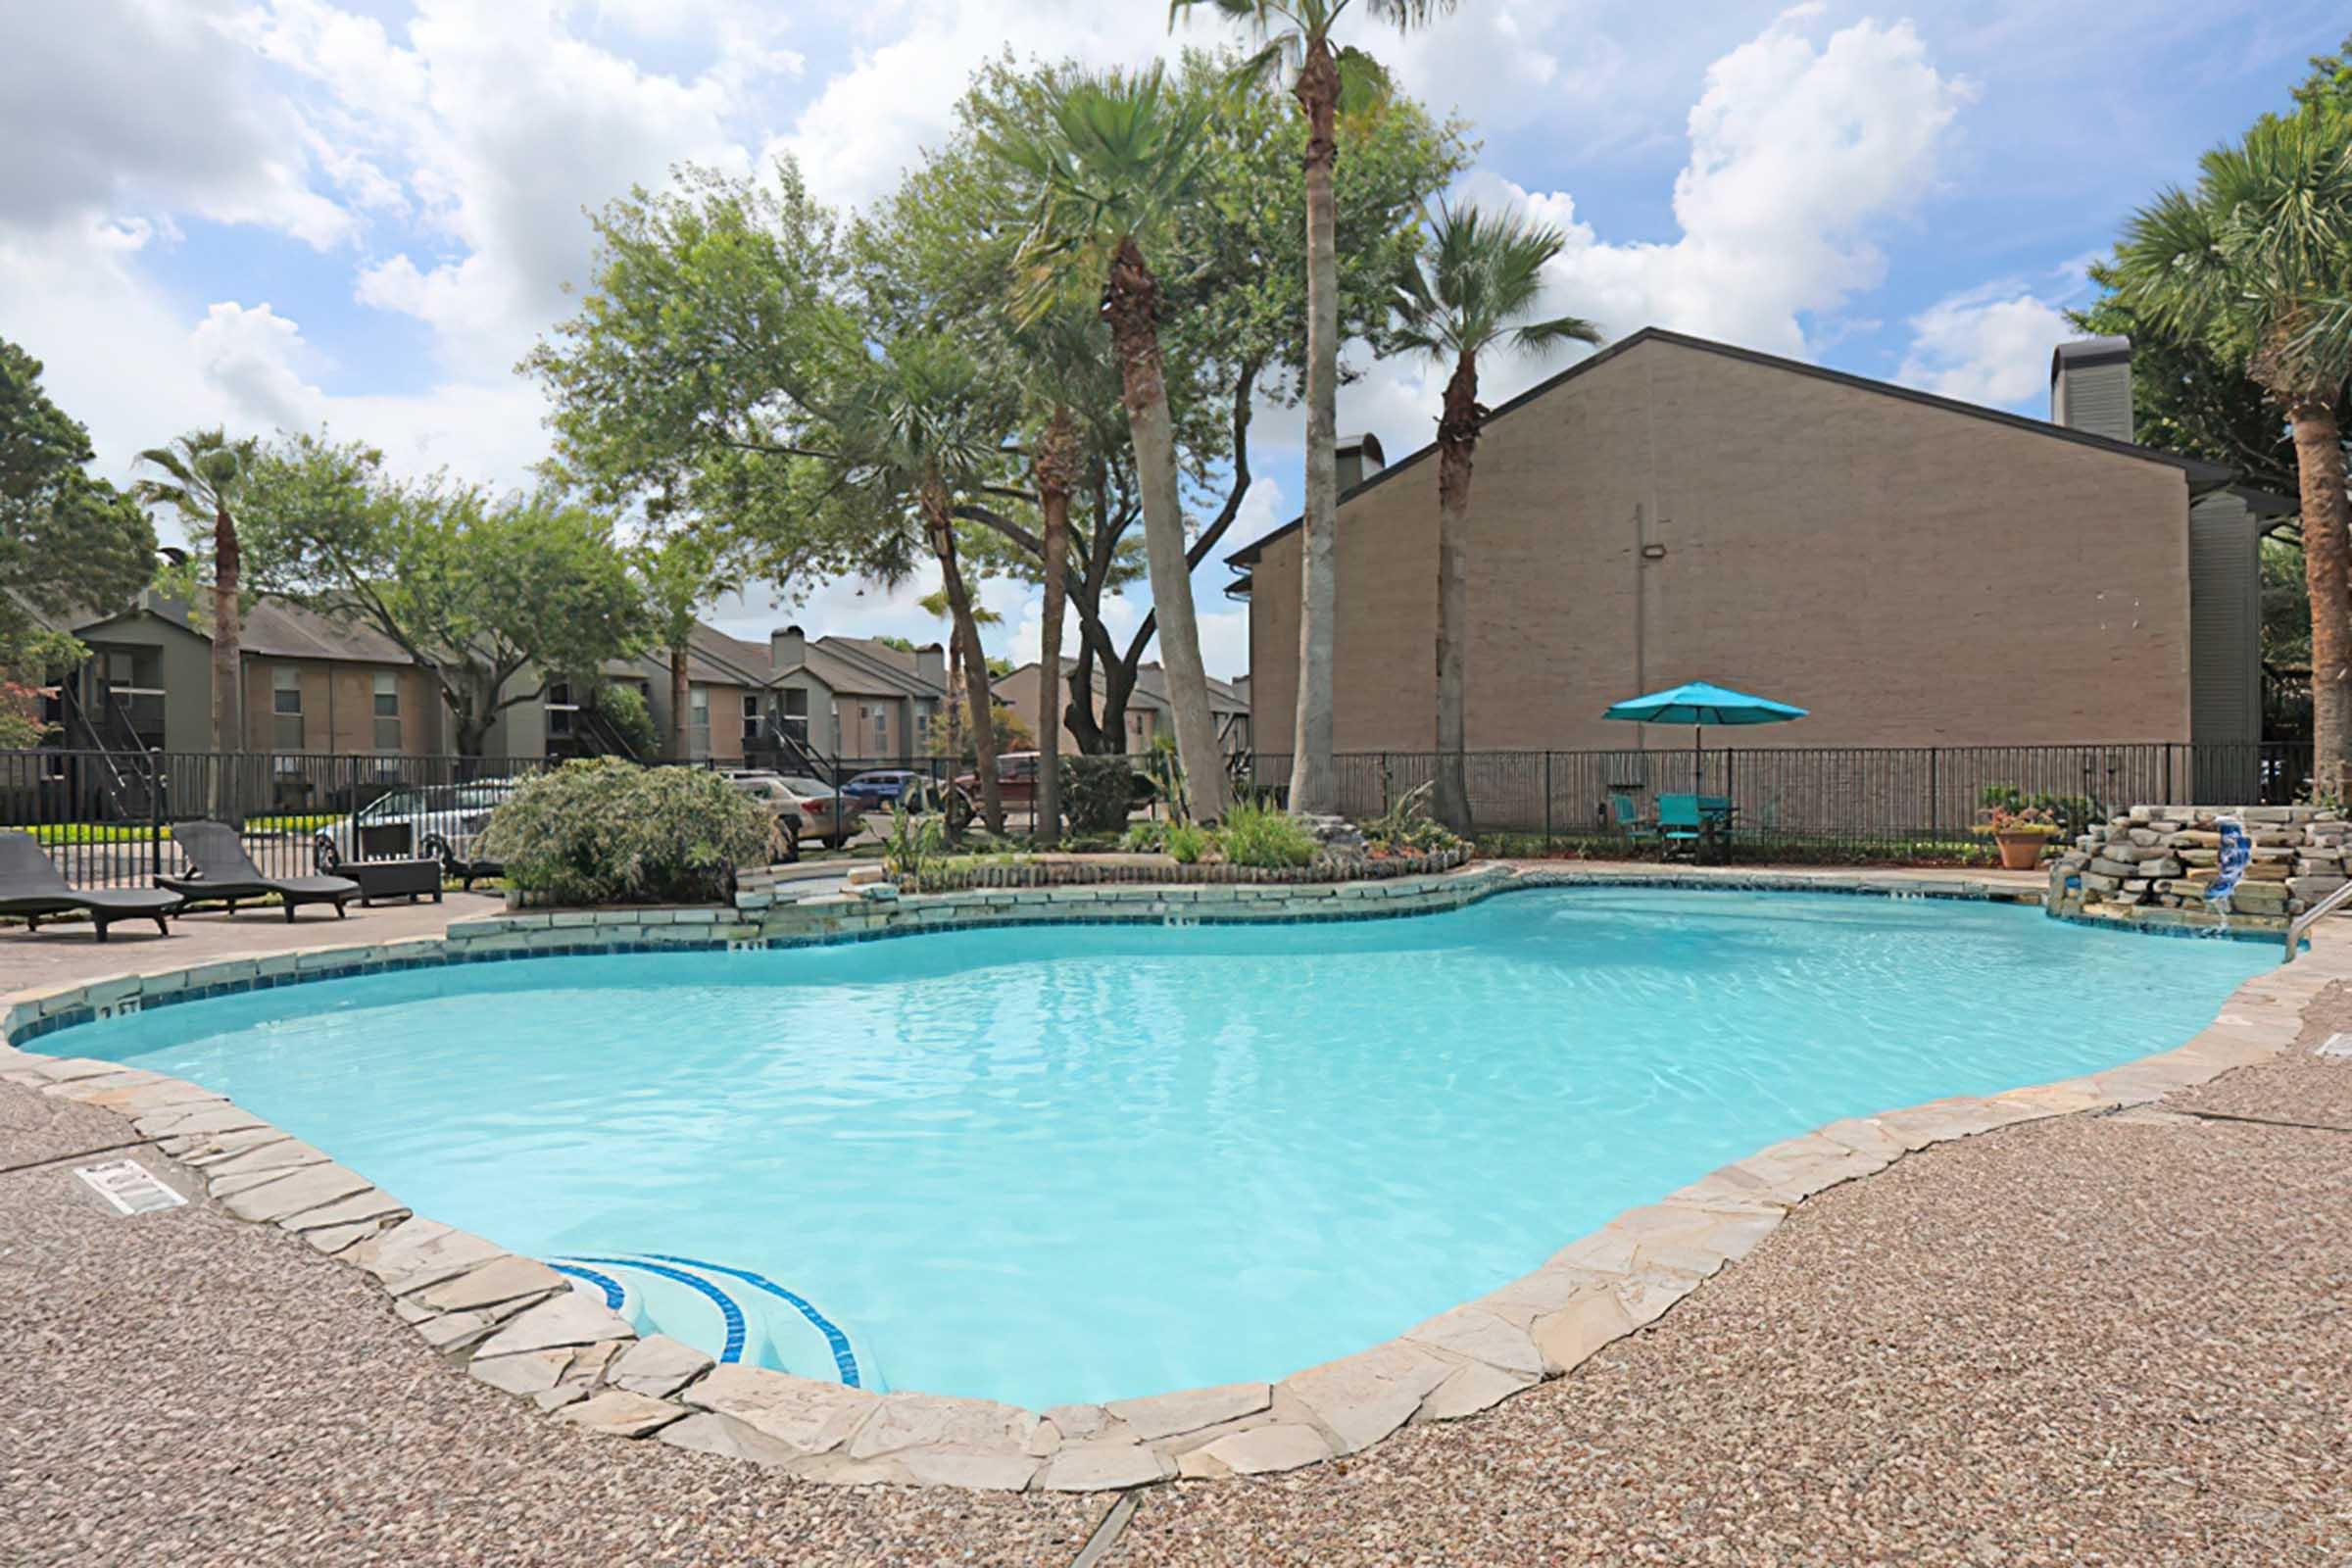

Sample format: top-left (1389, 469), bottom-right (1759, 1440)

top-left (1602, 680), bottom-right (1808, 788)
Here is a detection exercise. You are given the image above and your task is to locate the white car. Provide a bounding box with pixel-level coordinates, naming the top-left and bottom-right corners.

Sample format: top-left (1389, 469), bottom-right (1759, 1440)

top-left (724, 770), bottom-right (854, 851)
top-left (313, 780), bottom-right (520, 871)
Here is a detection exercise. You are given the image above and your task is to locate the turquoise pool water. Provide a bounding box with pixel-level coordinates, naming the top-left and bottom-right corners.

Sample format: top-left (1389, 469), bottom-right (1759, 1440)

top-left (67, 889), bottom-right (2266, 1409)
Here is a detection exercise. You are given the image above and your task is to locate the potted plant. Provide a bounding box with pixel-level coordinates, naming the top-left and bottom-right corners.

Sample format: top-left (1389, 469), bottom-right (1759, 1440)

top-left (1975, 805), bottom-right (2060, 870)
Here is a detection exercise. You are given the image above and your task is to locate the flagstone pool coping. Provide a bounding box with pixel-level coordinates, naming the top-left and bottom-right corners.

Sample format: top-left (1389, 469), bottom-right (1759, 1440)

top-left (5, 861), bottom-right (2336, 1493)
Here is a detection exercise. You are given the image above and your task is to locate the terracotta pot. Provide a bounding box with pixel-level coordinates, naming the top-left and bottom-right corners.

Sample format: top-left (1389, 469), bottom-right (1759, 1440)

top-left (1993, 831), bottom-right (2049, 870)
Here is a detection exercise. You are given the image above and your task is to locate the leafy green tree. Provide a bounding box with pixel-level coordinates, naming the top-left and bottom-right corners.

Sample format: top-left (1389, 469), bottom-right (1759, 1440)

top-left (633, 530), bottom-right (747, 760)
top-left (133, 429), bottom-right (259, 753)
top-left (2109, 105), bottom-right (2352, 794)
top-left (0, 339), bottom-right (154, 713)
top-left (1390, 202), bottom-right (1599, 833)
top-left (1173, 0), bottom-right (1458, 814)
top-left (239, 434), bottom-right (645, 756)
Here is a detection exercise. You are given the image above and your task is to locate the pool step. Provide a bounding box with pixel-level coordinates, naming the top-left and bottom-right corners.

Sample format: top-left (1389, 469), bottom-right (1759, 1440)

top-left (549, 1252), bottom-right (870, 1390)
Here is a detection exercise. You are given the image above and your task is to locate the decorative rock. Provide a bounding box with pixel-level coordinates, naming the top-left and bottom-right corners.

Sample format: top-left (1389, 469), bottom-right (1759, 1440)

top-left (846, 1393), bottom-right (1039, 1459)
top-left (278, 1187), bottom-right (409, 1234)
top-left (1177, 1423), bottom-right (1335, 1479)
top-left (470, 1347), bottom-right (573, 1396)
top-left (1403, 1304), bottom-right (1543, 1377)
top-left (470, 1291), bottom-right (636, 1360)
top-left (559, 1389), bottom-right (689, 1439)
top-left (1039, 1442), bottom-right (1174, 1492)
top-left (1279, 1342), bottom-right (1452, 1454)
top-left (219, 1162), bottom-right (373, 1223)
top-left (682, 1365), bottom-right (880, 1459)
top-left (1041, 1402), bottom-right (1110, 1442)
top-left (413, 1255), bottom-right (569, 1313)
top-left (891, 1448), bottom-right (1042, 1491)
top-left (659, 1410), bottom-right (806, 1468)
top-left (1531, 1288), bottom-right (1637, 1374)
top-left (609, 1335), bottom-right (715, 1399)
top-left (1414, 1360), bottom-right (1538, 1422)
top-left (1102, 1382), bottom-right (1270, 1442)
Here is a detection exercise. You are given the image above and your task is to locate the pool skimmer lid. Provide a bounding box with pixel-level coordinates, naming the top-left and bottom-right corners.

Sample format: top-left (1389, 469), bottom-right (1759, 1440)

top-left (74, 1158), bottom-right (186, 1216)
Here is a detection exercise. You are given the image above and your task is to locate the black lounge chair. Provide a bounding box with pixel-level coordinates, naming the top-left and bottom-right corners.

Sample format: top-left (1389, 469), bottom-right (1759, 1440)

top-left (0, 831), bottom-right (179, 942)
top-left (158, 820), bottom-right (361, 921)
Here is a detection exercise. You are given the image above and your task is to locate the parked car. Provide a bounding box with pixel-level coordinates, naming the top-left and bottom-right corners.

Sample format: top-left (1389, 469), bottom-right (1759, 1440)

top-left (953, 751), bottom-right (1043, 808)
top-left (724, 770), bottom-right (854, 851)
top-left (312, 780), bottom-right (521, 872)
top-left (841, 769), bottom-right (925, 811)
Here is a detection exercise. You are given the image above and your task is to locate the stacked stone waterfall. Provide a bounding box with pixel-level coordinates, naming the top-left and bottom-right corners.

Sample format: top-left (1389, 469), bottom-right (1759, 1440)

top-left (2046, 804), bottom-right (2347, 933)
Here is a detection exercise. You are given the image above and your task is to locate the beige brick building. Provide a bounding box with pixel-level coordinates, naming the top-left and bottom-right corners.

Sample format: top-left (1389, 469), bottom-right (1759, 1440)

top-left (1228, 329), bottom-right (2284, 759)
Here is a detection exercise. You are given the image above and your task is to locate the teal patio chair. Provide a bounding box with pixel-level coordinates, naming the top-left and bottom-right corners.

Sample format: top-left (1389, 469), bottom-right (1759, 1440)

top-left (1609, 792), bottom-right (1656, 843)
top-left (1657, 793), bottom-right (1706, 858)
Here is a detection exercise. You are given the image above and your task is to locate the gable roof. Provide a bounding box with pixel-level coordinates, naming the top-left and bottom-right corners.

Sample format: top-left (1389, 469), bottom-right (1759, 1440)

top-left (997, 658), bottom-right (1249, 716)
top-left (83, 594), bottom-right (418, 665)
top-left (811, 634), bottom-right (944, 698)
top-left (1225, 325), bottom-right (2244, 568)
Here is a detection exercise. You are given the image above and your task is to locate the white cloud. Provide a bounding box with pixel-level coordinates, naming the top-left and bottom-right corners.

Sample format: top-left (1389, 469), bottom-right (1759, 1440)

top-left (1895, 283), bottom-right (2074, 411)
top-left (246, 0), bottom-right (787, 377)
top-left (0, 0), bottom-right (352, 247)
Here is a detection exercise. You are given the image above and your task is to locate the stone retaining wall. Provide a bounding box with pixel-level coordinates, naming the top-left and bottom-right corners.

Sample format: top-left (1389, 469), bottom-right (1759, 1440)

top-left (2045, 804), bottom-right (2346, 936)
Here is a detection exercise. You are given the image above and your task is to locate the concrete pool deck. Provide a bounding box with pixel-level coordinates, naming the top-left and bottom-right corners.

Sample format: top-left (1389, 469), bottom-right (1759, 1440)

top-left (4, 868), bottom-right (2347, 1560)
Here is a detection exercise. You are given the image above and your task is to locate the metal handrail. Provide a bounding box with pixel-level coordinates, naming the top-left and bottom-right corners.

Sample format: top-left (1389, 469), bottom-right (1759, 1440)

top-left (2285, 876), bottom-right (2352, 961)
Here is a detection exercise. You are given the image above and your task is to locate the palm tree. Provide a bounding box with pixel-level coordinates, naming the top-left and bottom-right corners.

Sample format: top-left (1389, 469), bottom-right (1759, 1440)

top-left (1390, 203), bottom-right (1599, 833)
top-left (1007, 303), bottom-right (1122, 845)
top-left (986, 64), bottom-right (1229, 822)
top-left (2111, 107), bottom-right (2352, 798)
top-left (1173, 0), bottom-right (1456, 816)
top-left (839, 337), bottom-right (1015, 833)
top-left (917, 583), bottom-right (1004, 764)
top-left (133, 428), bottom-right (259, 755)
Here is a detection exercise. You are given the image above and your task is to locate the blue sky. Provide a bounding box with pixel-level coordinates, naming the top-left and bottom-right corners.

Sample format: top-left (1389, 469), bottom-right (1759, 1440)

top-left (5, 1), bottom-right (2341, 678)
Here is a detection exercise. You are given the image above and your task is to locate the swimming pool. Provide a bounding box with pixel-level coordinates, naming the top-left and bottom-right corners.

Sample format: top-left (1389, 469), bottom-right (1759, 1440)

top-left (65, 887), bottom-right (2267, 1410)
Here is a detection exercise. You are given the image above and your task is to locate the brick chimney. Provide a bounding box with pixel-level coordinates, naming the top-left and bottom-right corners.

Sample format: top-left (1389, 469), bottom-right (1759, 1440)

top-left (770, 624), bottom-right (806, 670)
top-left (1337, 432), bottom-right (1386, 494)
top-left (2050, 337), bottom-right (2133, 443)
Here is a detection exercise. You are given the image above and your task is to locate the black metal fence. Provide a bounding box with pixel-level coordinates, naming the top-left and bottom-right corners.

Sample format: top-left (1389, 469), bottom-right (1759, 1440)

top-left (1251, 742), bottom-right (2305, 856)
top-left (0, 750), bottom-right (554, 890)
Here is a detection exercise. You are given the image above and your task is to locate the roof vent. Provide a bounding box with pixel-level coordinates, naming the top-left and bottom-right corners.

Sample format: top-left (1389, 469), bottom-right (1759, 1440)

top-left (2050, 337), bottom-right (2133, 443)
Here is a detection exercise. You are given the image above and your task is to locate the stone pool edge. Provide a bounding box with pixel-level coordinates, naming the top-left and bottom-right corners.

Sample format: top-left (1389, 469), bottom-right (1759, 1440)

top-left (2, 863), bottom-right (2330, 1494)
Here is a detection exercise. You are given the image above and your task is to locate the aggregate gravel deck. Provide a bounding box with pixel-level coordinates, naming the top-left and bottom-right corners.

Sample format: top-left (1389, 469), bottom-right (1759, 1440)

top-left (4, 992), bottom-right (2348, 1566)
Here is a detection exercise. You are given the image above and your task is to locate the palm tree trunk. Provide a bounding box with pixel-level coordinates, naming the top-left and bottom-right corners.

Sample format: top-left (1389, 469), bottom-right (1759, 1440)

top-left (1103, 237), bottom-right (1228, 823)
top-left (1433, 349), bottom-right (1479, 835)
top-left (1035, 408), bottom-right (1076, 846)
top-left (669, 644), bottom-right (691, 761)
top-left (925, 483), bottom-right (1003, 834)
top-left (2292, 398), bottom-right (2352, 799)
top-left (1289, 42), bottom-right (1342, 817)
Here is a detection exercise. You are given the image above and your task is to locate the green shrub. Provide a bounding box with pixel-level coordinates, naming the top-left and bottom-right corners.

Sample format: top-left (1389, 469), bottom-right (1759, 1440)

top-left (1061, 755), bottom-right (1139, 835)
top-left (593, 684), bottom-right (660, 760)
top-left (1217, 801), bottom-right (1318, 869)
top-left (882, 806), bottom-right (947, 881)
top-left (1361, 779), bottom-right (1466, 856)
top-left (1166, 821), bottom-right (1212, 863)
top-left (1120, 819), bottom-right (1170, 853)
top-left (479, 759), bottom-right (775, 905)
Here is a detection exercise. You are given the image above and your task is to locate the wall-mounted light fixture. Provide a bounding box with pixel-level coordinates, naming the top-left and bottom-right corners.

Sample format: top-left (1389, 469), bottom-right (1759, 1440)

top-left (1641, 543), bottom-right (1668, 561)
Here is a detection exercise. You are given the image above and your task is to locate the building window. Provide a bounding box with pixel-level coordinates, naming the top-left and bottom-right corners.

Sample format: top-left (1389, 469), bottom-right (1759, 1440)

top-left (741, 693), bottom-right (760, 744)
top-left (271, 665), bottom-right (304, 752)
top-left (545, 680), bottom-right (576, 740)
top-left (689, 686), bottom-right (711, 758)
top-left (372, 671), bottom-right (402, 753)
top-left (915, 709), bottom-right (930, 745)
top-left (868, 705), bottom-right (888, 753)
top-left (781, 687), bottom-right (809, 743)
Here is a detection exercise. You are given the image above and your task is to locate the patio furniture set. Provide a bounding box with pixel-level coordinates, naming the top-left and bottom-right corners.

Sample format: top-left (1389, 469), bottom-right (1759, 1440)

top-left (0, 819), bottom-right (464, 944)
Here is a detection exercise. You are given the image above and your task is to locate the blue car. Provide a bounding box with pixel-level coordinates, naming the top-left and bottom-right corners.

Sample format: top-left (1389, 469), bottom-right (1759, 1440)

top-left (841, 769), bottom-right (923, 810)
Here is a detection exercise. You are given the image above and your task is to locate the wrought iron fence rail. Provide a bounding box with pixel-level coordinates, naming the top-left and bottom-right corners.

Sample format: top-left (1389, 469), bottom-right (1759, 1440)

top-left (0, 740), bottom-right (2308, 890)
